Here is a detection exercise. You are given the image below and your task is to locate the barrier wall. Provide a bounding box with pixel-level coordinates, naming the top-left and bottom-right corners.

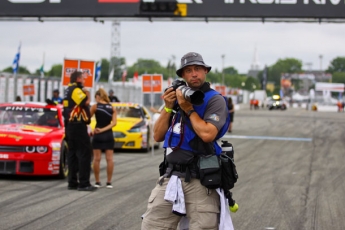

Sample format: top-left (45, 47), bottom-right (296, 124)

top-left (0, 73), bottom-right (163, 108)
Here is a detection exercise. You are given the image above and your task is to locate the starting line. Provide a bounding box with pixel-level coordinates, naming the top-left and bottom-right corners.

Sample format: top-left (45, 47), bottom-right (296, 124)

top-left (223, 135), bottom-right (312, 142)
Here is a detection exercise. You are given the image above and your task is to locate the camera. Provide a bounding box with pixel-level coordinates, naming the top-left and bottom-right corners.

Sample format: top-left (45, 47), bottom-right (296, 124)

top-left (166, 80), bottom-right (204, 105)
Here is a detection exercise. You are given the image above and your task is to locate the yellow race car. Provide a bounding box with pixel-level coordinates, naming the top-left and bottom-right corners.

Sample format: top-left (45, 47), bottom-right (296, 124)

top-left (90, 102), bottom-right (159, 152)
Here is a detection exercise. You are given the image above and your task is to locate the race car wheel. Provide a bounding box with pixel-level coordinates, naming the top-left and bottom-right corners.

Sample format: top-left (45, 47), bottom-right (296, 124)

top-left (154, 142), bottom-right (160, 150)
top-left (143, 128), bottom-right (151, 153)
top-left (58, 140), bottom-right (69, 179)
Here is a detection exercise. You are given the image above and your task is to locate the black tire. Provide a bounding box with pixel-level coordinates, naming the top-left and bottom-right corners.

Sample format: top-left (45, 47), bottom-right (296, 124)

top-left (154, 142), bottom-right (160, 150)
top-left (58, 140), bottom-right (69, 179)
top-left (143, 128), bottom-right (151, 153)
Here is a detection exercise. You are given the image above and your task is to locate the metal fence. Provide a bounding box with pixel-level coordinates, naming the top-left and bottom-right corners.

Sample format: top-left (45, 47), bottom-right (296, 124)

top-left (0, 72), bottom-right (164, 109)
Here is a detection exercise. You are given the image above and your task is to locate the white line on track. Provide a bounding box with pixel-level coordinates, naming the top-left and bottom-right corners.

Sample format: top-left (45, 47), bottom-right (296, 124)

top-left (223, 135), bottom-right (312, 142)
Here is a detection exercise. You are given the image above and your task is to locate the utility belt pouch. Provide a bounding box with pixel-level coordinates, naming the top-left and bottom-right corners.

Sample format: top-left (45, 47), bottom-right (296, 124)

top-left (198, 155), bottom-right (222, 189)
top-left (159, 151), bottom-right (168, 176)
top-left (219, 154), bottom-right (238, 191)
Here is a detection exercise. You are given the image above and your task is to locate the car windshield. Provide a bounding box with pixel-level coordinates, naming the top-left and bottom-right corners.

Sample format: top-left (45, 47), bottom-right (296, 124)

top-left (0, 106), bottom-right (60, 127)
top-left (115, 106), bottom-right (143, 118)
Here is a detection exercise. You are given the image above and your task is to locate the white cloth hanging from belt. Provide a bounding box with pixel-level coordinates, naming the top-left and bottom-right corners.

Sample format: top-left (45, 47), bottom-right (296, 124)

top-left (216, 188), bottom-right (234, 230)
top-left (164, 175), bottom-right (186, 216)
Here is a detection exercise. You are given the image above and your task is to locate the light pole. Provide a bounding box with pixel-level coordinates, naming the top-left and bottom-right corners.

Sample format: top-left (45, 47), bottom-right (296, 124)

top-left (221, 54), bottom-right (225, 86)
top-left (171, 55), bottom-right (176, 78)
top-left (319, 54), bottom-right (323, 71)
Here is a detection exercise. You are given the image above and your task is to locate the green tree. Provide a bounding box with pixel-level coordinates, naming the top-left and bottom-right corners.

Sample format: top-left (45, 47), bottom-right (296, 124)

top-left (326, 57), bottom-right (345, 73)
top-left (257, 58), bottom-right (303, 87)
top-left (244, 77), bottom-right (260, 91)
top-left (34, 69), bottom-right (48, 76)
top-left (48, 64), bottom-right (63, 77)
top-left (2, 66), bottom-right (31, 74)
top-left (127, 59), bottom-right (170, 80)
top-left (223, 66), bottom-right (238, 75)
top-left (109, 57), bottom-right (126, 81)
top-left (99, 58), bottom-right (110, 82)
top-left (269, 58), bottom-right (303, 83)
top-left (332, 72), bottom-right (345, 84)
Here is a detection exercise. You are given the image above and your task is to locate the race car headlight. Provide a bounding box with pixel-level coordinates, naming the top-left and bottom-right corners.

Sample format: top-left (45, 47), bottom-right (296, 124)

top-left (128, 121), bottom-right (146, 133)
top-left (25, 146), bottom-right (48, 153)
top-left (36, 146), bottom-right (48, 154)
top-left (128, 127), bottom-right (141, 133)
top-left (25, 146), bottom-right (35, 153)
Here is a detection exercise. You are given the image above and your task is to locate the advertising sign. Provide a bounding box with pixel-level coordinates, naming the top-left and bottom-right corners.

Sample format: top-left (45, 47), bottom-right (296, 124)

top-left (23, 84), bottom-right (35, 96)
top-left (62, 59), bottom-right (95, 88)
top-left (0, 0), bottom-right (344, 19)
top-left (315, 82), bottom-right (345, 92)
top-left (215, 85), bottom-right (226, 96)
top-left (142, 74), bottom-right (163, 93)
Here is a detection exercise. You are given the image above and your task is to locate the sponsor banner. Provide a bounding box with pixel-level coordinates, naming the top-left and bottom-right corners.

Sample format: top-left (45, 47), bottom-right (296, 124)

top-left (215, 85), bottom-right (226, 96)
top-left (315, 82), bottom-right (345, 92)
top-left (0, 0), bottom-right (345, 18)
top-left (23, 84), bottom-right (35, 96)
top-left (62, 59), bottom-right (95, 88)
top-left (142, 74), bottom-right (163, 93)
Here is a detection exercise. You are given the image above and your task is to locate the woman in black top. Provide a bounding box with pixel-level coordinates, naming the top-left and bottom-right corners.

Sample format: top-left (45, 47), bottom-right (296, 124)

top-left (90, 88), bottom-right (117, 188)
top-left (227, 97), bottom-right (235, 133)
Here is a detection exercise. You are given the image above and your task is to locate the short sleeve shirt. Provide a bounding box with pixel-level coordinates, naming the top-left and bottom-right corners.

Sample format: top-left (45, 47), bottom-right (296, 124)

top-left (203, 94), bottom-right (228, 131)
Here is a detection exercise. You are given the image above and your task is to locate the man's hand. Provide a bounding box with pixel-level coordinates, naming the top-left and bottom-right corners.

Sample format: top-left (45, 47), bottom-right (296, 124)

top-left (163, 87), bottom-right (177, 109)
top-left (176, 89), bottom-right (193, 113)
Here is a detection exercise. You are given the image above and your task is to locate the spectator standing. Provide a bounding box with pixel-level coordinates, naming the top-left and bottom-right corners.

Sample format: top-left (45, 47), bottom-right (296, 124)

top-left (227, 97), bottom-right (235, 133)
top-left (108, 89), bottom-right (120, 102)
top-left (52, 89), bottom-right (63, 104)
top-left (90, 88), bottom-right (117, 189)
top-left (63, 70), bottom-right (97, 192)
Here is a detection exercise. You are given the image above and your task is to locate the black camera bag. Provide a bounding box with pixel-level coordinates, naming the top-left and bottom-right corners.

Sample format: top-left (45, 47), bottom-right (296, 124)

top-left (198, 154), bottom-right (222, 189)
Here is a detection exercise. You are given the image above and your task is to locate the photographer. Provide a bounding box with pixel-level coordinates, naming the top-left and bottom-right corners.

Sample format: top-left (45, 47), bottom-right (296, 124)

top-left (141, 52), bottom-right (229, 230)
top-left (63, 70), bottom-right (97, 192)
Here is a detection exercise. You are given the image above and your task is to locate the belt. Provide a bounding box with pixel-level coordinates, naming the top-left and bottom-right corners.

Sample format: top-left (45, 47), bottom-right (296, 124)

top-left (168, 163), bottom-right (199, 182)
top-left (168, 163), bottom-right (193, 173)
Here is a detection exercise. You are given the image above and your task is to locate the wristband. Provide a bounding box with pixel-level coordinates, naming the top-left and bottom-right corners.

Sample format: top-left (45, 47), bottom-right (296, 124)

top-left (187, 110), bottom-right (195, 118)
top-left (164, 107), bottom-right (173, 113)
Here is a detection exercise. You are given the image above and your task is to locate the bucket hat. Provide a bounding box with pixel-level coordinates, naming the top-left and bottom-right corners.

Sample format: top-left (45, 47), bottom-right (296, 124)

top-left (176, 52), bottom-right (212, 77)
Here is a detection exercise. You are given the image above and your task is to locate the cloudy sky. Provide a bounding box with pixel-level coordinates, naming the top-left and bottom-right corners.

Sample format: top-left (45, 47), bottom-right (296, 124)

top-left (1, 20), bottom-right (344, 75)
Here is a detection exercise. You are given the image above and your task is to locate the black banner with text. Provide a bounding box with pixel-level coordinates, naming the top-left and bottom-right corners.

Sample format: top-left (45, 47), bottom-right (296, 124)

top-left (0, 0), bottom-right (344, 19)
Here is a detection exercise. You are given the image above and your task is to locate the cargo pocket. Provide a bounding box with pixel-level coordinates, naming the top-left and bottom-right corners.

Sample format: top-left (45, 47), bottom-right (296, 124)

top-left (147, 187), bottom-right (159, 207)
top-left (193, 190), bottom-right (220, 229)
top-left (195, 203), bottom-right (220, 229)
top-left (142, 187), bottom-right (160, 220)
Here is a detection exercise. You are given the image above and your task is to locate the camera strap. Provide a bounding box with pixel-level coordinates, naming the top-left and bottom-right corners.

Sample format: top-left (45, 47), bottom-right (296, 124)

top-left (168, 112), bottom-right (185, 151)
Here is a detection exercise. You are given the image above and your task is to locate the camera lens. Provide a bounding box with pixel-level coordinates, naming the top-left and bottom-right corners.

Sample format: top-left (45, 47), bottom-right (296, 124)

top-left (179, 86), bottom-right (204, 105)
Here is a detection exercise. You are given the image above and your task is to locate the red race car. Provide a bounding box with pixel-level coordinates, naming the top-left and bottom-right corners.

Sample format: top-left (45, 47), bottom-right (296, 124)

top-left (0, 101), bottom-right (68, 178)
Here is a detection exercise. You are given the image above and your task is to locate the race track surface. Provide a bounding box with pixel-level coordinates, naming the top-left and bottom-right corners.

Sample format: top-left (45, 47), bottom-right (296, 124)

top-left (1, 106), bottom-right (345, 230)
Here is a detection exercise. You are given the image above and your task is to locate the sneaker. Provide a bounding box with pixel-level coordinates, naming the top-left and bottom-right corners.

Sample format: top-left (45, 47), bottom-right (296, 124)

top-left (78, 186), bottom-right (98, 192)
top-left (67, 186), bottom-right (78, 190)
top-left (106, 182), bottom-right (113, 189)
top-left (67, 183), bottom-right (79, 190)
top-left (94, 182), bottom-right (102, 188)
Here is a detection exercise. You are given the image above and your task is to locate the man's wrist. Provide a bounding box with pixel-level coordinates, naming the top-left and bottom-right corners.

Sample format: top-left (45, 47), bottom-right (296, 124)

top-left (164, 107), bottom-right (173, 113)
top-left (187, 109), bottom-right (195, 118)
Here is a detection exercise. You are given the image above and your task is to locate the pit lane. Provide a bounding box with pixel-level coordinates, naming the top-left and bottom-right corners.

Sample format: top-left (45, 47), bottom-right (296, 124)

top-left (0, 106), bottom-right (344, 230)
